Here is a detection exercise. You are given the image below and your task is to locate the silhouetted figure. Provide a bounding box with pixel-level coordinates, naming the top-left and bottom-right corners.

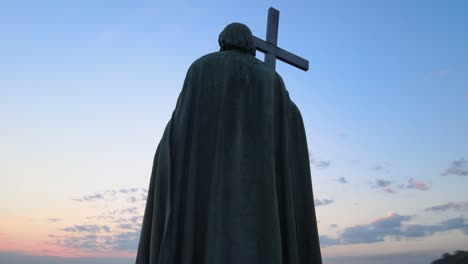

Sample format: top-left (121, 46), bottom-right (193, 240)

top-left (136, 22), bottom-right (322, 264)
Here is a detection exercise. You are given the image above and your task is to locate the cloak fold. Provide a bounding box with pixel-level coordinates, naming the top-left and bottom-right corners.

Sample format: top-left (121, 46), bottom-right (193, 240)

top-left (136, 49), bottom-right (322, 264)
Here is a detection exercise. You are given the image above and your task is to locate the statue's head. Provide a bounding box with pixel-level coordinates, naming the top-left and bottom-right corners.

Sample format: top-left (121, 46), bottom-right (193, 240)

top-left (218, 22), bottom-right (256, 56)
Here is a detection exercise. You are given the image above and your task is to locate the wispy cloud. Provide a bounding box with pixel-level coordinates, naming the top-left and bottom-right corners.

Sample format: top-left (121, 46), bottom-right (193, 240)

top-left (311, 159), bottom-right (331, 169)
top-left (425, 201), bottom-right (468, 212)
top-left (314, 199), bottom-right (334, 207)
top-left (72, 193), bottom-right (105, 202)
top-left (47, 218), bottom-right (61, 223)
top-left (50, 187), bottom-right (147, 254)
top-left (54, 219), bottom-right (142, 253)
top-left (372, 178), bottom-right (429, 193)
top-left (335, 213), bottom-right (411, 244)
top-left (55, 228), bottom-right (141, 252)
top-left (372, 162), bottom-right (391, 172)
top-left (61, 224), bottom-right (110, 233)
top-left (374, 179), bottom-right (392, 188)
top-left (319, 235), bottom-right (340, 247)
top-left (441, 158), bottom-right (468, 176)
top-left (372, 179), bottom-right (398, 194)
top-left (308, 151), bottom-right (331, 170)
top-left (72, 187), bottom-right (148, 203)
top-left (112, 231), bottom-right (141, 251)
top-left (407, 179), bottom-right (429, 191)
top-left (319, 212), bottom-right (468, 247)
top-left (337, 177), bottom-right (348, 183)
top-left (119, 188), bottom-right (140, 194)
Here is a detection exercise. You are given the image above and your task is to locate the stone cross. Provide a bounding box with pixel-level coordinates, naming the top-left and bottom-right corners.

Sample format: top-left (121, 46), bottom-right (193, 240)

top-left (253, 7), bottom-right (309, 71)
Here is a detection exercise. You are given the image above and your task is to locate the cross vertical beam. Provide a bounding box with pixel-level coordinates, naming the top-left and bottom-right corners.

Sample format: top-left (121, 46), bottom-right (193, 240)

top-left (253, 7), bottom-right (309, 71)
top-left (264, 8), bottom-right (279, 69)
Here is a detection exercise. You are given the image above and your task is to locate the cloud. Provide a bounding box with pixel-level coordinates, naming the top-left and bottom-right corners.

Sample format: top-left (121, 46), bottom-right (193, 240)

top-left (372, 162), bottom-right (391, 172)
top-left (118, 224), bottom-right (135, 230)
top-left (57, 221), bottom-right (142, 252)
top-left (441, 158), bottom-right (468, 176)
top-left (329, 224), bottom-right (338, 229)
top-left (308, 151), bottom-right (331, 170)
top-left (129, 215), bottom-right (143, 224)
top-left (72, 187), bottom-right (148, 203)
top-left (425, 201), bottom-right (468, 212)
top-left (319, 235), bottom-right (340, 247)
top-left (54, 187), bottom-right (147, 253)
top-left (337, 177), bottom-right (348, 183)
top-left (48, 218), bottom-right (61, 223)
top-left (56, 228), bottom-right (141, 252)
top-left (372, 213), bottom-right (411, 228)
top-left (128, 196), bottom-right (138, 203)
top-left (374, 179), bottom-right (392, 188)
top-left (373, 165), bottom-right (384, 171)
top-left (72, 193), bottom-right (105, 202)
top-left (372, 179), bottom-right (399, 194)
top-left (406, 179), bottom-right (429, 191)
top-left (62, 235), bottom-right (102, 250)
top-left (120, 206), bottom-right (139, 215)
top-left (119, 188), bottom-right (140, 194)
top-left (400, 217), bottom-right (468, 238)
top-left (314, 199), bottom-right (334, 207)
top-left (320, 212), bottom-right (468, 247)
top-left (312, 159), bottom-right (331, 169)
top-left (112, 231), bottom-right (140, 251)
top-left (61, 224), bottom-right (110, 233)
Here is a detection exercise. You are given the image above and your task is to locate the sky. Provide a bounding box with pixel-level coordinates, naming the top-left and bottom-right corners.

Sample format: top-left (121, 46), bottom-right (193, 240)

top-left (1, 0), bottom-right (467, 263)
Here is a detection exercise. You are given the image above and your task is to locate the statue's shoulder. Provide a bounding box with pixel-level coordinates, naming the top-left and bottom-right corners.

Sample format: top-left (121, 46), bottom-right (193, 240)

top-left (190, 50), bottom-right (269, 69)
top-left (187, 50), bottom-right (280, 82)
top-left (187, 52), bottom-right (219, 70)
top-left (195, 51), bottom-right (220, 62)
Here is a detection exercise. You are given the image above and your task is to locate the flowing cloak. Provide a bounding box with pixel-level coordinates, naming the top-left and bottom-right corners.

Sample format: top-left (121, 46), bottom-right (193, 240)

top-left (136, 48), bottom-right (322, 264)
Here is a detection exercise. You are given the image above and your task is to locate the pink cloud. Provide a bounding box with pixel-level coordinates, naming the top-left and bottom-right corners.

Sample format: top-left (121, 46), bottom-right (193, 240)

top-left (407, 179), bottom-right (429, 191)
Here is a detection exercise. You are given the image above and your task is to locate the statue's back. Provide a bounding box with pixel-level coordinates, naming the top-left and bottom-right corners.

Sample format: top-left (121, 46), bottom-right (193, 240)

top-left (136, 23), bottom-right (322, 264)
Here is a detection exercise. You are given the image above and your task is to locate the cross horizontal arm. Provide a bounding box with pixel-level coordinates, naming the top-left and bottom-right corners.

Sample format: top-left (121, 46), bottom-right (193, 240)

top-left (253, 36), bottom-right (309, 71)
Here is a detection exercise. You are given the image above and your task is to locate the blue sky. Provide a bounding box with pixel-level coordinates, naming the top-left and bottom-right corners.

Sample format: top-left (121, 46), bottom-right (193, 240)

top-left (1, 1), bottom-right (467, 263)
